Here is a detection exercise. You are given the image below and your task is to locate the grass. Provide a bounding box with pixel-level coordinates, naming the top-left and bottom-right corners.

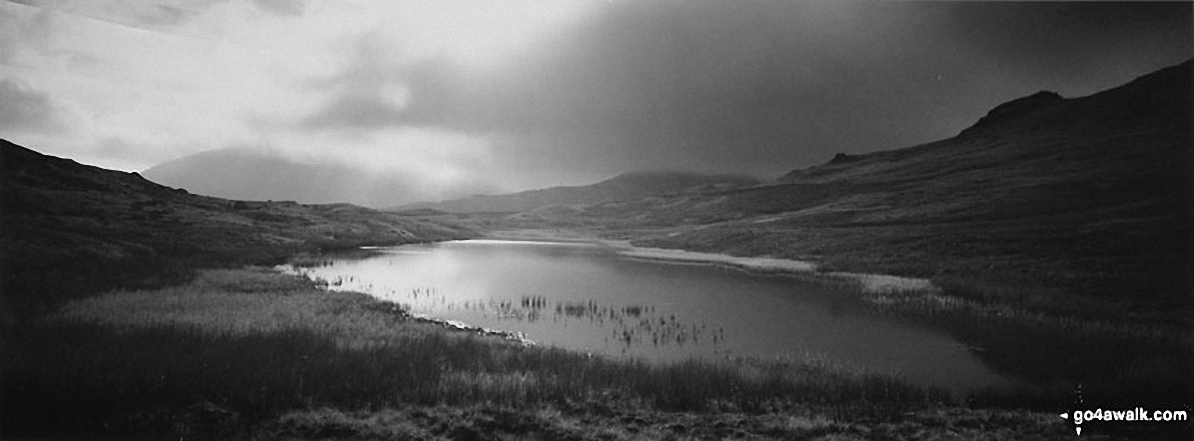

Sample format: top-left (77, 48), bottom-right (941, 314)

top-left (259, 404), bottom-right (1070, 441)
top-left (2, 268), bottom-right (972, 439)
top-left (2, 258), bottom-right (1187, 439)
top-left (856, 280), bottom-right (1193, 411)
top-left (5, 267), bottom-right (1188, 439)
top-left (550, 222), bottom-right (1193, 423)
top-left (1, 142), bottom-right (476, 322)
top-left (626, 227), bottom-right (1193, 414)
top-left (625, 212), bottom-right (1191, 324)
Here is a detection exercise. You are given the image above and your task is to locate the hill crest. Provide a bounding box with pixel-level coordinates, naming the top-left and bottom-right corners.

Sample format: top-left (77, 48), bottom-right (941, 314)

top-left (398, 171), bottom-right (761, 213)
top-left (1, 139), bottom-right (471, 318)
top-left (782, 59), bottom-right (1192, 183)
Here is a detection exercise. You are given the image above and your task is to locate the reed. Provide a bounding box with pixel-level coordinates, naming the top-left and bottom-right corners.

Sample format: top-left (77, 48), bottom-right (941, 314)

top-left (860, 276), bottom-right (1194, 410)
top-left (2, 268), bottom-right (950, 438)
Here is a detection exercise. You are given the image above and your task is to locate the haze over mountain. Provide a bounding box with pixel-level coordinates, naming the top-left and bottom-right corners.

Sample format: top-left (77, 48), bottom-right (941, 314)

top-left (2, 1), bottom-right (1188, 193)
top-left (142, 147), bottom-right (494, 208)
top-left (399, 171), bottom-right (761, 213)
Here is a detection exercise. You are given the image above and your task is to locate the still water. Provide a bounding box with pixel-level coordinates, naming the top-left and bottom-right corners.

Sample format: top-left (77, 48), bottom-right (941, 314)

top-left (285, 239), bottom-right (1012, 391)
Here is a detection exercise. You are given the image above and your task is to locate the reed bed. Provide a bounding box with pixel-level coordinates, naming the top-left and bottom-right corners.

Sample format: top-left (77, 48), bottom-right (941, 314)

top-left (2, 268), bottom-right (950, 438)
top-left (857, 276), bottom-right (1194, 410)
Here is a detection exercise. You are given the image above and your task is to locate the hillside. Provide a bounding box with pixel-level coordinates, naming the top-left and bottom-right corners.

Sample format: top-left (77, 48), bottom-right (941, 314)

top-left (397, 171), bottom-right (761, 213)
top-left (493, 60), bottom-right (1194, 321)
top-left (0, 140), bottom-right (473, 321)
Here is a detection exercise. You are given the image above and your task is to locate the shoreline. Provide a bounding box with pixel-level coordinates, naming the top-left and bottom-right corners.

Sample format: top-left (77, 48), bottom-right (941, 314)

top-left (29, 268), bottom-right (1073, 440)
top-left (296, 230), bottom-right (945, 351)
top-left (277, 263), bottom-right (535, 345)
top-left (483, 229), bottom-right (938, 296)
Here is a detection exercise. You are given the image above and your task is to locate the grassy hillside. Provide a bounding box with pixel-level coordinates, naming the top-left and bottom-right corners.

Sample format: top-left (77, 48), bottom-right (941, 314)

top-left (0, 140), bottom-right (474, 321)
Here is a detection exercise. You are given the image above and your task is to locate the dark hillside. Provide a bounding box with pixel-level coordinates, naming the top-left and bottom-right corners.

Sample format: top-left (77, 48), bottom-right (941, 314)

top-left (0, 140), bottom-right (472, 322)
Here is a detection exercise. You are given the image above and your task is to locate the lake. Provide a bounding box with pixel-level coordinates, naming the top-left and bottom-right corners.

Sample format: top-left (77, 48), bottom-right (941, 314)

top-left (283, 239), bottom-right (1014, 392)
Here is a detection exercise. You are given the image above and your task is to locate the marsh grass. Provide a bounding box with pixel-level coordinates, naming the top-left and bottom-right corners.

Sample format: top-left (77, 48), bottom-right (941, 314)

top-left (858, 277), bottom-right (1194, 411)
top-left (51, 267), bottom-right (438, 349)
top-left (286, 249), bottom-right (388, 268)
top-left (2, 268), bottom-right (949, 438)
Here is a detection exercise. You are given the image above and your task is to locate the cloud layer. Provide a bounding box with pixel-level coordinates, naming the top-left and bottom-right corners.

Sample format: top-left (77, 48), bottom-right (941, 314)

top-left (0, 78), bottom-right (67, 133)
top-left (1, 0), bottom-right (1189, 205)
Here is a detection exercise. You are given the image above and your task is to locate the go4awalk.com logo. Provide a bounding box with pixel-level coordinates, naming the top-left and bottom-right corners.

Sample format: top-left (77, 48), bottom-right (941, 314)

top-left (1059, 384), bottom-right (1190, 436)
top-left (1060, 408), bottom-right (1188, 436)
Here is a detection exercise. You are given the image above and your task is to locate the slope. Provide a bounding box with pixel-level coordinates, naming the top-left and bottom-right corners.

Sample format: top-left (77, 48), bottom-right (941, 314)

top-left (0, 140), bottom-right (472, 321)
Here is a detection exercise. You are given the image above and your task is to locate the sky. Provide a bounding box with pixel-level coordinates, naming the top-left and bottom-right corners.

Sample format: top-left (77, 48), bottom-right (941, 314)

top-left (1, 0), bottom-right (1190, 204)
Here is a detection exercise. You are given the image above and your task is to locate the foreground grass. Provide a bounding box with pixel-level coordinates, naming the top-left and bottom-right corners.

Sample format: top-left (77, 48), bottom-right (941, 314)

top-left (0, 268), bottom-right (1104, 440)
top-left (0, 269), bottom-right (930, 435)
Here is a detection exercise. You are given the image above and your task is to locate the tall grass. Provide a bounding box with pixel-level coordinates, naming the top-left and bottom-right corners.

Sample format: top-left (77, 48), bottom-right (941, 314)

top-left (52, 268), bottom-right (437, 349)
top-left (858, 277), bottom-right (1194, 411)
top-left (2, 268), bottom-right (950, 438)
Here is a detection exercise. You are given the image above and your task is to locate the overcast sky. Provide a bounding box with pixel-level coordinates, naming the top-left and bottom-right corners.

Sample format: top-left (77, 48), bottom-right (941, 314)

top-left (1, 0), bottom-right (1189, 200)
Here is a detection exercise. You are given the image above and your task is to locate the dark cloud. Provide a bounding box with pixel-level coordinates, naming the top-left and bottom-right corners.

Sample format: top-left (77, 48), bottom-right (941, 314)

top-left (0, 78), bottom-right (67, 133)
top-left (300, 95), bottom-right (405, 130)
top-left (252, 0), bottom-right (304, 17)
top-left (302, 1), bottom-right (1192, 183)
top-left (4, 0), bottom-right (220, 30)
top-left (137, 4), bottom-right (197, 27)
top-left (0, 4), bottom-right (53, 64)
top-left (930, 1), bottom-right (1193, 93)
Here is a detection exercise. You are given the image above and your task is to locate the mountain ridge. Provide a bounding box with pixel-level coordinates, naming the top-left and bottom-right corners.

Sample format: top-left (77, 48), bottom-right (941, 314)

top-left (780, 59), bottom-right (1192, 187)
top-left (142, 147), bottom-right (400, 207)
top-left (141, 147), bottom-right (494, 208)
top-left (396, 171), bottom-right (762, 213)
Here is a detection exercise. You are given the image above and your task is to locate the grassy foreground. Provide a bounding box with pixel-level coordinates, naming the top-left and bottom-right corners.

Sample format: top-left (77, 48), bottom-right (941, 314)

top-left (0, 268), bottom-right (1091, 440)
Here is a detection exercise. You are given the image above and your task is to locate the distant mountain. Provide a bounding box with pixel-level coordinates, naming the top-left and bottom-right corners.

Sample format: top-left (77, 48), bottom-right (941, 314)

top-left (0, 140), bottom-right (471, 319)
top-left (142, 148), bottom-right (462, 208)
top-left (397, 171), bottom-right (762, 213)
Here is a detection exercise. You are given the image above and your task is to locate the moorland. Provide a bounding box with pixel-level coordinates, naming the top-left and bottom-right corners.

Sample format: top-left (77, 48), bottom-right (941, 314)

top-left (1, 61), bottom-right (1190, 439)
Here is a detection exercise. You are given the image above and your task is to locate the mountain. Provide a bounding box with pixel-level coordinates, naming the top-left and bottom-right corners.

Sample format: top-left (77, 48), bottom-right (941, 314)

top-left (143, 148), bottom-right (352, 203)
top-left (397, 171), bottom-right (762, 213)
top-left (492, 60), bottom-right (1193, 318)
top-left (774, 59), bottom-right (1192, 223)
top-left (0, 140), bottom-right (472, 320)
top-left (141, 148), bottom-right (481, 208)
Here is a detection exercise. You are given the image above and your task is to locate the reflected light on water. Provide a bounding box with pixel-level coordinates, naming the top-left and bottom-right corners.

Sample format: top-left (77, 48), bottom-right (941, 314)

top-left (283, 240), bottom-right (1016, 392)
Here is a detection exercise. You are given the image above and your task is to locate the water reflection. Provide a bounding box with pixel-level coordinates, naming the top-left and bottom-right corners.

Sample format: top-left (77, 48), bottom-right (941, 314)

top-left (283, 240), bottom-right (1014, 392)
